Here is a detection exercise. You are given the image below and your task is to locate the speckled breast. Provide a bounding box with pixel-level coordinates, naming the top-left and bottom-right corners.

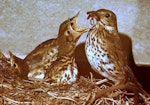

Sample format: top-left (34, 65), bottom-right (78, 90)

top-left (85, 27), bottom-right (117, 82)
top-left (48, 57), bottom-right (78, 85)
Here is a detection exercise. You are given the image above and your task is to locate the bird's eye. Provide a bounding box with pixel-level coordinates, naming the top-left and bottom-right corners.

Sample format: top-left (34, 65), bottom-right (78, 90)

top-left (67, 31), bottom-right (70, 34)
top-left (13, 63), bottom-right (16, 68)
top-left (105, 13), bottom-right (110, 18)
top-left (70, 22), bottom-right (74, 26)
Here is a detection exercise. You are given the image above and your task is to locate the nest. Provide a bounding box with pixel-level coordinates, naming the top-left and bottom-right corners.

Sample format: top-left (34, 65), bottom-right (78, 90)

top-left (0, 58), bottom-right (150, 105)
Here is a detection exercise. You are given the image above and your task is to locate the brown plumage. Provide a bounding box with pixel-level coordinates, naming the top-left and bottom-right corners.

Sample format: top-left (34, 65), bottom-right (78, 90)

top-left (24, 39), bottom-right (58, 80)
top-left (9, 51), bottom-right (29, 79)
top-left (85, 9), bottom-right (149, 104)
top-left (44, 12), bottom-right (87, 84)
top-left (0, 50), bottom-right (10, 70)
top-left (24, 12), bottom-right (87, 81)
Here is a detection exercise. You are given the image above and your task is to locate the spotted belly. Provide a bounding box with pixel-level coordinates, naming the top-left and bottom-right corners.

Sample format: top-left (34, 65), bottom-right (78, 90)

top-left (57, 64), bottom-right (78, 84)
top-left (48, 58), bottom-right (78, 85)
top-left (85, 35), bottom-right (117, 82)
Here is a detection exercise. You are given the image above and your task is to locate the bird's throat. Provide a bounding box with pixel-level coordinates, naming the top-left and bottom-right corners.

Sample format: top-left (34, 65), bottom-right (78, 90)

top-left (98, 21), bottom-right (115, 33)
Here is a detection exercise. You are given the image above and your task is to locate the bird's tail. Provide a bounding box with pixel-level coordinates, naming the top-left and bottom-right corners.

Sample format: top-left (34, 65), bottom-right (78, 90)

top-left (125, 66), bottom-right (150, 98)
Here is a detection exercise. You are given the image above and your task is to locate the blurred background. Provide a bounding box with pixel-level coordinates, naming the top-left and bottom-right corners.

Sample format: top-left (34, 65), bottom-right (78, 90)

top-left (0, 0), bottom-right (150, 92)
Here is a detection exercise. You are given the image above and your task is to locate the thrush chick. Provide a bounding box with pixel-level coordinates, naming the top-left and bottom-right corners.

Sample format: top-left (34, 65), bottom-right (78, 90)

top-left (9, 51), bottom-right (29, 79)
top-left (24, 39), bottom-right (58, 80)
top-left (85, 9), bottom-right (149, 104)
top-left (24, 12), bottom-right (86, 80)
top-left (44, 13), bottom-right (87, 84)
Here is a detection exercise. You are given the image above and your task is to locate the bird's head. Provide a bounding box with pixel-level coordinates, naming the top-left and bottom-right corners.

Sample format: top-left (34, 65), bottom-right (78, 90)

top-left (9, 51), bottom-right (29, 79)
top-left (57, 12), bottom-right (88, 56)
top-left (87, 9), bottom-right (117, 31)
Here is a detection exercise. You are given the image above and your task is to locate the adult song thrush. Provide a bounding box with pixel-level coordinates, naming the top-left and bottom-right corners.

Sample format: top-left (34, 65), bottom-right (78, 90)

top-left (85, 9), bottom-right (149, 104)
top-left (44, 13), bottom-right (87, 84)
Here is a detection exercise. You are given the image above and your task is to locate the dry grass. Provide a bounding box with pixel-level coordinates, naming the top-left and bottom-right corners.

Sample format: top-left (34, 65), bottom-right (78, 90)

top-left (0, 58), bottom-right (150, 105)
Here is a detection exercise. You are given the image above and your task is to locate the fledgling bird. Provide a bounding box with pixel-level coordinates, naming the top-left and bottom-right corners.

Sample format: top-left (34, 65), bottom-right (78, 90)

top-left (85, 9), bottom-right (149, 104)
top-left (44, 13), bottom-right (87, 84)
top-left (9, 51), bottom-right (29, 79)
top-left (24, 12), bottom-right (86, 80)
top-left (24, 39), bottom-right (58, 80)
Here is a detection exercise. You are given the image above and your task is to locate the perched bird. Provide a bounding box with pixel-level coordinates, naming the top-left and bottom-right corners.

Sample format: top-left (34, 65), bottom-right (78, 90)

top-left (9, 51), bottom-right (29, 79)
top-left (85, 9), bottom-right (149, 104)
top-left (24, 12), bottom-right (87, 81)
top-left (24, 39), bottom-right (58, 80)
top-left (44, 13), bottom-right (87, 84)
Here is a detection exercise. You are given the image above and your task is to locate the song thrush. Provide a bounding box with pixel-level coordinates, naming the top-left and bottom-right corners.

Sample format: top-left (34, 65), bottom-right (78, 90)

top-left (24, 39), bottom-right (58, 80)
top-left (24, 12), bottom-right (87, 81)
top-left (85, 9), bottom-right (149, 104)
top-left (9, 51), bottom-right (29, 79)
top-left (44, 13), bottom-right (87, 84)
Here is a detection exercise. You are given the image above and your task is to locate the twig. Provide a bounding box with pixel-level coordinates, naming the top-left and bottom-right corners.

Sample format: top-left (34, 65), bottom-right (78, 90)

top-left (0, 83), bottom-right (13, 89)
top-left (124, 96), bottom-right (134, 105)
top-left (2, 96), bottom-right (33, 104)
top-left (95, 79), bottom-right (108, 85)
top-left (144, 96), bottom-right (150, 104)
top-left (89, 72), bottom-right (94, 83)
top-left (47, 91), bottom-right (79, 104)
top-left (103, 98), bottom-right (117, 104)
top-left (94, 99), bottom-right (103, 105)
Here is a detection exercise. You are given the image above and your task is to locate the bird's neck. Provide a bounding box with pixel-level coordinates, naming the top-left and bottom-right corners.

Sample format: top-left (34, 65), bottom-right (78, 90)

top-left (98, 21), bottom-right (118, 34)
top-left (57, 42), bottom-right (76, 58)
top-left (57, 53), bottom-right (75, 66)
top-left (57, 48), bottom-right (75, 59)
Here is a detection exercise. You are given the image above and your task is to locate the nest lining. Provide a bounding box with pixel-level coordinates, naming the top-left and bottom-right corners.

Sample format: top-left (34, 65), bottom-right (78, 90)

top-left (0, 58), bottom-right (150, 105)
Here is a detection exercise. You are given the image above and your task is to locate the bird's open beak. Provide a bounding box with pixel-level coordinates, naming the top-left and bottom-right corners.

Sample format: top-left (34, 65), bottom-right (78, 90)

top-left (67, 12), bottom-right (89, 41)
top-left (70, 12), bottom-right (88, 34)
